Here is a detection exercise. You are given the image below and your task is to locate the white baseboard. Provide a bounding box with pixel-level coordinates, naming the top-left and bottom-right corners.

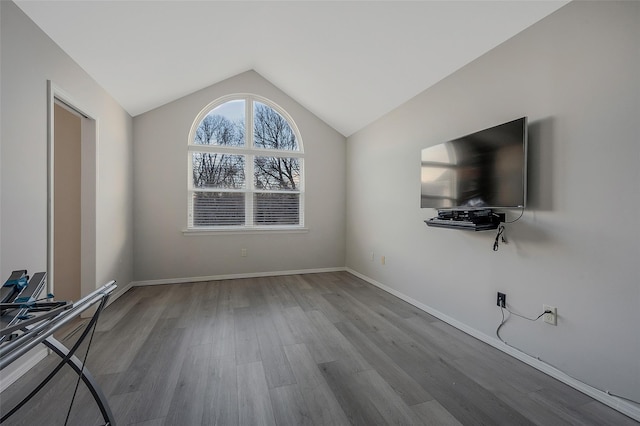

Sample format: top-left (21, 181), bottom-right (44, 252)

top-left (345, 268), bottom-right (640, 423)
top-left (131, 266), bottom-right (346, 287)
top-left (0, 347), bottom-right (48, 393)
top-left (105, 280), bottom-right (134, 307)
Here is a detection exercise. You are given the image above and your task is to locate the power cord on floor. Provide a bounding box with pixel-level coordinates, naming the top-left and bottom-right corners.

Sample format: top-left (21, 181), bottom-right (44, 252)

top-left (496, 303), bottom-right (640, 406)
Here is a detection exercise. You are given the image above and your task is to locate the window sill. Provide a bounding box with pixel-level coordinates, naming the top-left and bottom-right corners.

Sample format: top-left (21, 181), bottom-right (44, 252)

top-left (183, 226), bottom-right (308, 236)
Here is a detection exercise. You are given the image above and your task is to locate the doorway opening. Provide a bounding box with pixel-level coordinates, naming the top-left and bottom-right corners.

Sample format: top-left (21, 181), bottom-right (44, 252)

top-left (47, 81), bottom-right (97, 302)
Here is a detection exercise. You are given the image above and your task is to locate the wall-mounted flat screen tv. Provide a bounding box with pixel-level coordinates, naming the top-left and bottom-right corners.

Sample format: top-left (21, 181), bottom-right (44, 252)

top-left (421, 117), bottom-right (527, 210)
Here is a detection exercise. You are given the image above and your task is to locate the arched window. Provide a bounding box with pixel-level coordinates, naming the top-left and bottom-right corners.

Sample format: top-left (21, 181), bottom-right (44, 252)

top-left (188, 95), bottom-right (304, 229)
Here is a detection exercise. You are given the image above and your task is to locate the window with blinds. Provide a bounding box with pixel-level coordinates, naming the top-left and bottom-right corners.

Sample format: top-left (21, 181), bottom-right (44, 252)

top-left (188, 96), bottom-right (304, 229)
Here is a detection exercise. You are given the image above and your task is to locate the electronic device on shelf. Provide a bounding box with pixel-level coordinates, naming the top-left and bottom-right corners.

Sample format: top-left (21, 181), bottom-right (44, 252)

top-left (424, 209), bottom-right (506, 231)
top-left (435, 208), bottom-right (500, 221)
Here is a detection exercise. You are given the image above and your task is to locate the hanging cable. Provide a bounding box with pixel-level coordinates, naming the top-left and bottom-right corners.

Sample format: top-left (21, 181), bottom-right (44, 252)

top-left (496, 306), bottom-right (508, 342)
top-left (506, 307), bottom-right (548, 322)
top-left (505, 206), bottom-right (525, 223)
top-left (493, 225), bottom-right (506, 251)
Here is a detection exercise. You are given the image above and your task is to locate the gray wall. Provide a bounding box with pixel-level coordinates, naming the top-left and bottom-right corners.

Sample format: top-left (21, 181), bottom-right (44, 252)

top-left (346, 1), bottom-right (639, 402)
top-left (0, 2), bottom-right (134, 294)
top-left (133, 71), bottom-right (346, 281)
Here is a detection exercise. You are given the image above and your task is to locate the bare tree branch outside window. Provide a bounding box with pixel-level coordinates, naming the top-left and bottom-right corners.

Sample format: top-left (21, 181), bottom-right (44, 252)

top-left (192, 114), bottom-right (245, 188)
top-left (194, 114), bottom-right (245, 146)
top-left (253, 102), bottom-right (298, 150)
top-left (253, 103), bottom-right (300, 191)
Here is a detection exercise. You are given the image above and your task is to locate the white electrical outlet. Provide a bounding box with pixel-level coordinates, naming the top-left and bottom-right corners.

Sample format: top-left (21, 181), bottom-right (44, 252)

top-left (543, 305), bottom-right (557, 325)
top-left (370, 252), bottom-right (375, 261)
top-left (241, 248), bottom-right (247, 257)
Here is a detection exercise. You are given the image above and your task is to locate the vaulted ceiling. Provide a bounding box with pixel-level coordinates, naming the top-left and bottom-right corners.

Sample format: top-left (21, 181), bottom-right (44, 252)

top-left (15, 1), bottom-right (569, 136)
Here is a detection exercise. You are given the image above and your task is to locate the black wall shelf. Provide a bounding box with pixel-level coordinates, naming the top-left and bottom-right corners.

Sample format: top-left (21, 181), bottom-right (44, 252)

top-left (425, 209), bottom-right (505, 232)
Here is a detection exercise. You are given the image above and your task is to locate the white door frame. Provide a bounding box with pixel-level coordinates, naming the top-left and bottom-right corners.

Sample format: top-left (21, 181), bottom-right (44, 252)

top-left (47, 80), bottom-right (98, 299)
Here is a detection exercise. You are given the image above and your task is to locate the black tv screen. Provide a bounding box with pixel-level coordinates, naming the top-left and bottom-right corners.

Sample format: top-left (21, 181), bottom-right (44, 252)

top-left (421, 117), bottom-right (527, 209)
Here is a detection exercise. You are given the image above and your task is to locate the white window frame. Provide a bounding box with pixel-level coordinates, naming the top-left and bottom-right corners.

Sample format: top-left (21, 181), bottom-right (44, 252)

top-left (185, 94), bottom-right (305, 233)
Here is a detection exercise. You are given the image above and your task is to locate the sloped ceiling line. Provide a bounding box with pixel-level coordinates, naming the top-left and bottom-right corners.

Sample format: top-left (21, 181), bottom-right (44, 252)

top-left (15, 1), bottom-right (569, 136)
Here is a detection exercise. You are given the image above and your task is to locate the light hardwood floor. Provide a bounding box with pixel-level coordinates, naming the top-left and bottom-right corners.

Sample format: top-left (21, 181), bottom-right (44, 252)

top-left (1, 271), bottom-right (637, 425)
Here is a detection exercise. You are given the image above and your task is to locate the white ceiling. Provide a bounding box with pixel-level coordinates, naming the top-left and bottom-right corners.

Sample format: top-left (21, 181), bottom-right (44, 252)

top-left (15, 1), bottom-right (569, 136)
